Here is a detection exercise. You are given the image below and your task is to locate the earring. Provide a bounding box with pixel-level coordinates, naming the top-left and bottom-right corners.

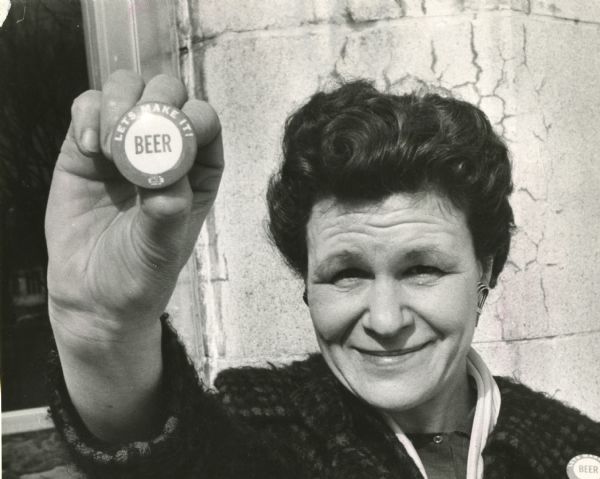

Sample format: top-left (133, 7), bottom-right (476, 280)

top-left (476, 281), bottom-right (490, 321)
top-left (302, 289), bottom-right (308, 306)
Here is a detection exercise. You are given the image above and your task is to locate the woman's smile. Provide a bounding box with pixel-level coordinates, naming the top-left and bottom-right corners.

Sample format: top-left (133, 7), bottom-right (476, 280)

top-left (353, 340), bottom-right (434, 366)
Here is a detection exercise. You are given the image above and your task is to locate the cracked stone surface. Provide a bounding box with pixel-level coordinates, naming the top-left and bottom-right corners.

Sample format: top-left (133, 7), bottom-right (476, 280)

top-left (186, 0), bottom-right (600, 42)
top-left (477, 331), bottom-right (600, 421)
top-left (345, 0), bottom-right (404, 22)
top-left (530, 0), bottom-right (600, 23)
top-left (173, 1), bottom-right (600, 420)
top-left (500, 17), bottom-right (600, 343)
top-left (465, 0), bottom-right (530, 12)
top-left (190, 0), bottom-right (316, 39)
top-left (198, 31), bottom-right (348, 360)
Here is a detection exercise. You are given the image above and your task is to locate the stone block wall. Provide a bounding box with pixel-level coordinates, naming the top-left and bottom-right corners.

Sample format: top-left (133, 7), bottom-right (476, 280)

top-left (168, 0), bottom-right (600, 420)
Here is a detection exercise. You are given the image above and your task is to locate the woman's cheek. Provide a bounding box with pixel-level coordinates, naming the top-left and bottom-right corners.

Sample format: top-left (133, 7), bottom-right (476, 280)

top-left (425, 281), bottom-right (478, 333)
top-left (398, 281), bottom-right (469, 331)
top-left (310, 292), bottom-right (360, 342)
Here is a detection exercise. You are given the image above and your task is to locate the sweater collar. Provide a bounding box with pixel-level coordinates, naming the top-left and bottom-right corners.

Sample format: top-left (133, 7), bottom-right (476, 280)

top-left (289, 355), bottom-right (426, 479)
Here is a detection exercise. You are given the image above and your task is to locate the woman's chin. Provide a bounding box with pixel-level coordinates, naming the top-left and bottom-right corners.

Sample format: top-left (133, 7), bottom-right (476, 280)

top-left (324, 347), bottom-right (443, 414)
top-left (349, 375), bottom-right (437, 414)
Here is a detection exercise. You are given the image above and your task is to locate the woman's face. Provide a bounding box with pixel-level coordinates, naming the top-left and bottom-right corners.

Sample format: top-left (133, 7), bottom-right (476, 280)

top-left (305, 191), bottom-right (484, 423)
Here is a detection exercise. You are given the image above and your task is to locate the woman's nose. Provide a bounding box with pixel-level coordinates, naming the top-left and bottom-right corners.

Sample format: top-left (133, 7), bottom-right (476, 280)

top-left (362, 280), bottom-right (414, 337)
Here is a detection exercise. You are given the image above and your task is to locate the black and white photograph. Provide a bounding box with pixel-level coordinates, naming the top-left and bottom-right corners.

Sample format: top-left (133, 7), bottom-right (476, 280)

top-left (2, 0), bottom-right (600, 478)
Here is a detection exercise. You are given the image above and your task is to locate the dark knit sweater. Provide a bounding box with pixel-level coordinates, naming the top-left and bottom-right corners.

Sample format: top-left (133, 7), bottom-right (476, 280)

top-left (48, 321), bottom-right (600, 479)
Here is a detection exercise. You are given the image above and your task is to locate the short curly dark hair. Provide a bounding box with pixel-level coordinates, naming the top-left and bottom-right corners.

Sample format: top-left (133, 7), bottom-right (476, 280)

top-left (267, 80), bottom-right (514, 287)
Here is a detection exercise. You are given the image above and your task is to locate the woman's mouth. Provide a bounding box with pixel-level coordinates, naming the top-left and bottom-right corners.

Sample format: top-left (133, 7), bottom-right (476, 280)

top-left (353, 342), bottom-right (433, 366)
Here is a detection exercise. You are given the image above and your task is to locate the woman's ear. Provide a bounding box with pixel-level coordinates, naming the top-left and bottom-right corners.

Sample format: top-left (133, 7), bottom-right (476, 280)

top-left (479, 257), bottom-right (494, 285)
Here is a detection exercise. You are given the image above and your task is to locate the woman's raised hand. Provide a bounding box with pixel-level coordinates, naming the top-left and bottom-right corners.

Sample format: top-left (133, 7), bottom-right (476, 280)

top-left (45, 71), bottom-right (222, 441)
top-left (46, 70), bottom-right (223, 340)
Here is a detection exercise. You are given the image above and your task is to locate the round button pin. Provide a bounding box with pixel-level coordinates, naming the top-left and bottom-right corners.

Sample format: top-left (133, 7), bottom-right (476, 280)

top-left (111, 102), bottom-right (197, 189)
top-left (567, 454), bottom-right (600, 479)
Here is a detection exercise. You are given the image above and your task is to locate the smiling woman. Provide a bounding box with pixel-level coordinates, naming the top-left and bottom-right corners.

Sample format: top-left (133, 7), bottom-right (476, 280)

top-left (306, 193), bottom-right (482, 433)
top-left (45, 77), bottom-right (600, 479)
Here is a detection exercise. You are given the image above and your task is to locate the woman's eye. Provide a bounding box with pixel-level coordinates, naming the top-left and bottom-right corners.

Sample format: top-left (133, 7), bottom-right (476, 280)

top-left (405, 265), bottom-right (444, 282)
top-left (331, 268), bottom-right (367, 286)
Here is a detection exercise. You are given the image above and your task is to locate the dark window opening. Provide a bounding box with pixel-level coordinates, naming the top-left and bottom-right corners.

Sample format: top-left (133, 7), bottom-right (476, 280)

top-left (1, 0), bottom-right (88, 412)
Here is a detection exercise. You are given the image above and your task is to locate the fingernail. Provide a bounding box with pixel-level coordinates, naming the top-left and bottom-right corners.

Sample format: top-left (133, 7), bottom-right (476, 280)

top-left (81, 128), bottom-right (99, 153)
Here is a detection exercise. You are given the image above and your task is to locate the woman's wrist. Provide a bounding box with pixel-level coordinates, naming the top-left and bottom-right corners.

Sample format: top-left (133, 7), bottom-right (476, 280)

top-left (48, 297), bottom-right (164, 354)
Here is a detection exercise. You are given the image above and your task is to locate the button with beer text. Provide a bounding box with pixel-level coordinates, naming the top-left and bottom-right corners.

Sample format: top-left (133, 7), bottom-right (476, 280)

top-left (111, 102), bottom-right (197, 188)
top-left (567, 454), bottom-right (600, 479)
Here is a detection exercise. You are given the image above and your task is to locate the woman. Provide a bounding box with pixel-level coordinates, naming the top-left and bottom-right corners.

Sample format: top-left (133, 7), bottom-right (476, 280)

top-left (46, 71), bottom-right (600, 478)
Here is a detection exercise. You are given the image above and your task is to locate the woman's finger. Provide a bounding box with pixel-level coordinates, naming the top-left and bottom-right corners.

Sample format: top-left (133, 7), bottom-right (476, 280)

top-left (181, 100), bottom-right (224, 196)
top-left (100, 70), bottom-right (145, 157)
top-left (70, 89), bottom-right (102, 156)
top-left (59, 90), bottom-right (121, 182)
top-left (135, 175), bottom-right (194, 257)
top-left (188, 137), bottom-right (224, 195)
top-left (138, 74), bottom-right (188, 108)
top-left (182, 99), bottom-right (222, 153)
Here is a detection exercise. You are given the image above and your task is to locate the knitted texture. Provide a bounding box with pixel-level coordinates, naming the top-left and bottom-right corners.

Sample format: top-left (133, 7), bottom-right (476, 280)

top-left (48, 319), bottom-right (600, 479)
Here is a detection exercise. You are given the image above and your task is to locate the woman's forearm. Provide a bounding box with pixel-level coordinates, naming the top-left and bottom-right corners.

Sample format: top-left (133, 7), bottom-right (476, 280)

top-left (51, 313), bottom-right (164, 443)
